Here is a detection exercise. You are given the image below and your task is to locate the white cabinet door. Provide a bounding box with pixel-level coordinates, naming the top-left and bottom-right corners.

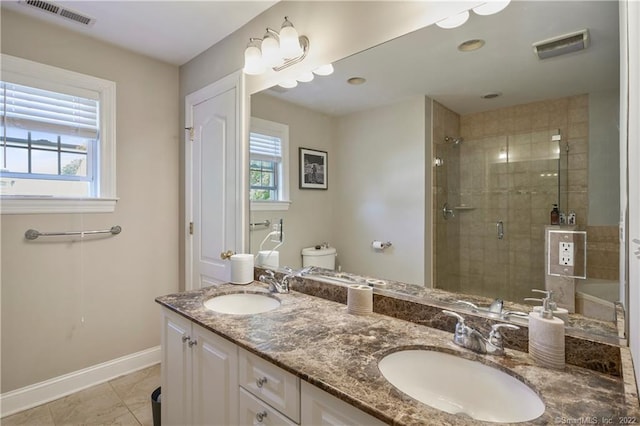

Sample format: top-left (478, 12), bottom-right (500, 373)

top-left (301, 381), bottom-right (386, 426)
top-left (161, 308), bottom-right (239, 426)
top-left (161, 310), bottom-right (192, 426)
top-left (192, 322), bottom-right (239, 426)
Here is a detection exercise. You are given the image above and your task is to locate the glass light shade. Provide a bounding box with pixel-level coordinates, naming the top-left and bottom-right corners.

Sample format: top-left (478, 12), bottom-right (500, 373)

top-left (296, 71), bottom-right (314, 83)
top-left (279, 21), bottom-right (303, 58)
top-left (261, 35), bottom-right (282, 68)
top-left (473, 1), bottom-right (511, 16)
top-left (278, 79), bottom-right (298, 89)
top-left (313, 64), bottom-right (334, 76)
top-left (243, 45), bottom-right (264, 75)
top-left (436, 10), bottom-right (470, 29)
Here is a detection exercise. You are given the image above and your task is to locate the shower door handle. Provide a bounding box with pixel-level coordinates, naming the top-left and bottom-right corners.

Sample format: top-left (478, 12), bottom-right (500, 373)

top-left (442, 203), bottom-right (455, 220)
top-left (497, 220), bottom-right (504, 240)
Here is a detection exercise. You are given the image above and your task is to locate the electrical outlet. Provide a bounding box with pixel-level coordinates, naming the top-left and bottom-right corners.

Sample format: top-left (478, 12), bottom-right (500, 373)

top-left (559, 242), bottom-right (574, 266)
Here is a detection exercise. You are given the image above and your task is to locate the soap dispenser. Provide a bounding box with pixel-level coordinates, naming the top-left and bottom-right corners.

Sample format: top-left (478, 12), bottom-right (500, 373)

top-left (527, 295), bottom-right (565, 369)
top-left (525, 289), bottom-right (569, 323)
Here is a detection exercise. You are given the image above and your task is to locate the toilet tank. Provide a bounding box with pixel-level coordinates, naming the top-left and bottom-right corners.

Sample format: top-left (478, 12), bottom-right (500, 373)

top-left (301, 246), bottom-right (337, 270)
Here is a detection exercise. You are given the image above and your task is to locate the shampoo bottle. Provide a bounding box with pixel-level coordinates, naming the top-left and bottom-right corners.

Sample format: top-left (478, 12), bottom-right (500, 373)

top-left (550, 204), bottom-right (560, 225)
top-left (528, 296), bottom-right (565, 369)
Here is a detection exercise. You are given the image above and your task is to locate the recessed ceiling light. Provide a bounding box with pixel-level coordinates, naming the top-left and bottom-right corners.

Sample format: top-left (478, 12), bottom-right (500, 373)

top-left (458, 39), bottom-right (485, 52)
top-left (481, 92), bottom-right (502, 99)
top-left (347, 77), bottom-right (367, 85)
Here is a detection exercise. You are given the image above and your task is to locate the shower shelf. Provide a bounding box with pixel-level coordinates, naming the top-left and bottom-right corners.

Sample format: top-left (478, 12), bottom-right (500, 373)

top-left (453, 206), bottom-right (476, 211)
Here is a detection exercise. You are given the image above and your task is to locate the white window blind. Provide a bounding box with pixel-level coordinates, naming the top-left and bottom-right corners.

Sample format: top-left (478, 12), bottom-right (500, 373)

top-left (1, 81), bottom-right (99, 139)
top-left (250, 132), bottom-right (282, 161)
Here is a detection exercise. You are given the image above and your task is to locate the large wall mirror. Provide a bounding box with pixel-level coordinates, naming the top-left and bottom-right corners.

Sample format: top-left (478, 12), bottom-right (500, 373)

top-left (248, 1), bottom-right (622, 336)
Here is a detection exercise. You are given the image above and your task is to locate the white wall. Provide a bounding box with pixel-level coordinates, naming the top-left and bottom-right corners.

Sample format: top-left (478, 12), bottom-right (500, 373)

top-left (334, 97), bottom-right (426, 285)
top-left (1, 9), bottom-right (179, 393)
top-left (250, 93), bottom-right (336, 268)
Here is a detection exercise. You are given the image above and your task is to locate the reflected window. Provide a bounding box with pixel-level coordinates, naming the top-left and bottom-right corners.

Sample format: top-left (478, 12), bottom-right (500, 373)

top-left (249, 118), bottom-right (290, 210)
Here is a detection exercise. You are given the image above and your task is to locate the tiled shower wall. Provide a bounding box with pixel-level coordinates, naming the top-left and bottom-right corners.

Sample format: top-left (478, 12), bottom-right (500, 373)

top-left (433, 95), bottom-right (592, 302)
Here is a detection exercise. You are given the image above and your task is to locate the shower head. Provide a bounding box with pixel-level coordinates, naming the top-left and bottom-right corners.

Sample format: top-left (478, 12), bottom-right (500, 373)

top-left (444, 136), bottom-right (463, 145)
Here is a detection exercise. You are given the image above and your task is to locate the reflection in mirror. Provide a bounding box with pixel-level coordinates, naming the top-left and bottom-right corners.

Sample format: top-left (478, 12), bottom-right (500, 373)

top-left (249, 1), bottom-right (621, 336)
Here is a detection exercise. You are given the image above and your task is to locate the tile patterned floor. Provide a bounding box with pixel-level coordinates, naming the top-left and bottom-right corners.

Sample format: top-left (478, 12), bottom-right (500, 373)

top-left (1, 364), bottom-right (160, 426)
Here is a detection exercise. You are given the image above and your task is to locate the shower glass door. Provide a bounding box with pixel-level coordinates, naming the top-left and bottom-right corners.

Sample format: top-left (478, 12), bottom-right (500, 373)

top-left (434, 127), bottom-right (560, 303)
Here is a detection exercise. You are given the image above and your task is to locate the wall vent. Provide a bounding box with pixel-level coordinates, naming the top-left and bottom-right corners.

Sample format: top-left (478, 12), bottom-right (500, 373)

top-left (19, 0), bottom-right (96, 26)
top-left (533, 29), bottom-right (589, 60)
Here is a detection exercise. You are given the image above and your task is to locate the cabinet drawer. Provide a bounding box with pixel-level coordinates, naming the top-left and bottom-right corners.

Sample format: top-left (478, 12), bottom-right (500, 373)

top-left (239, 348), bottom-right (300, 423)
top-left (301, 381), bottom-right (387, 426)
top-left (239, 388), bottom-right (298, 426)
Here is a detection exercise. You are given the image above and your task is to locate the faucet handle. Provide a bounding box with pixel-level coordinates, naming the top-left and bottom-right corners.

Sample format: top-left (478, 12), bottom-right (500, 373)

top-left (489, 323), bottom-right (520, 346)
top-left (442, 309), bottom-right (465, 323)
top-left (455, 300), bottom-right (479, 312)
top-left (442, 310), bottom-right (467, 335)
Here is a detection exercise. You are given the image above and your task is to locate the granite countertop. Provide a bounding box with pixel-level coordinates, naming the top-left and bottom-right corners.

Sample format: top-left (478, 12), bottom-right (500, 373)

top-left (156, 282), bottom-right (639, 426)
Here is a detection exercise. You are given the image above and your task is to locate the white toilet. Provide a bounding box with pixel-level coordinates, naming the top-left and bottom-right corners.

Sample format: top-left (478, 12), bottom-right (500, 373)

top-left (301, 246), bottom-right (337, 270)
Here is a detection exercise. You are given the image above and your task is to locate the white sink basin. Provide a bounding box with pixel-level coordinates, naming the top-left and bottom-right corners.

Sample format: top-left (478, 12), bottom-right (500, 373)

top-left (378, 350), bottom-right (545, 423)
top-left (203, 293), bottom-right (280, 315)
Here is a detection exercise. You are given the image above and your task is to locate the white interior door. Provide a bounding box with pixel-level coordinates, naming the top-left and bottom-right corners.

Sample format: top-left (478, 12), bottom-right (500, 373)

top-left (186, 72), bottom-right (247, 289)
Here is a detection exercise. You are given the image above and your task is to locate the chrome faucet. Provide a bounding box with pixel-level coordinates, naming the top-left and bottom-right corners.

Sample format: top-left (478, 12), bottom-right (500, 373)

top-left (442, 310), bottom-right (519, 356)
top-left (455, 298), bottom-right (504, 314)
top-left (258, 269), bottom-right (293, 294)
top-left (455, 299), bottom-right (528, 321)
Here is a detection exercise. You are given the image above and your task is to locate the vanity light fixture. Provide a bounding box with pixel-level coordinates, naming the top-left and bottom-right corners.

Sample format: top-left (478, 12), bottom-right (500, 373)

top-left (436, 10), bottom-right (470, 29)
top-left (278, 79), bottom-right (298, 89)
top-left (436, 1), bottom-right (511, 30)
top-left (296, 71), bottom-right (315, 83)
top-left (313, 64), bottom-right (334, 76)
top-left (472, 1), bottom-right (511, 16)
top-left (243, 17), bottom-right (309, 75)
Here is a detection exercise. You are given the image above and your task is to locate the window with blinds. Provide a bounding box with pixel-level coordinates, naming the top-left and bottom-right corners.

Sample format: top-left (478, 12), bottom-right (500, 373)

top-left (249, 118), bottom-right (290, 207)
top-left (1, 81), bottom-right (98, 197)
top-left (0, 54), bottom-right (116, 213)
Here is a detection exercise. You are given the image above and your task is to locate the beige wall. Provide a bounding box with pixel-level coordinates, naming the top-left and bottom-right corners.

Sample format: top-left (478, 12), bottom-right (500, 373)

top-left (250, 93), bottom-right (336, 268)
top-left (1, 9), bottom-right (179, 392)
top-left (334, 97), bottom-right (426, 285)
top-left (250, 93), bottom-right (427, 283)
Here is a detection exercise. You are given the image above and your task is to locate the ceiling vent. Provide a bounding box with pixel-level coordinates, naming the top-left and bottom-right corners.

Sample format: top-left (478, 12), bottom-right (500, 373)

top-left (533, 29), bottom-right (589, 60)
top-left (19, 0), bottom-right (96, 26)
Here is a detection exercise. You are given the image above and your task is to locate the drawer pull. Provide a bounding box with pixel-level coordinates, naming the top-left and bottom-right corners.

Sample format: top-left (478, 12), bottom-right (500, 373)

top-left (181, 335), bottom-right (191, 343)
top-left (255, 410), bottom-right (268, 422)
top-left (256, 376), bottom-right (268, 388)
top-left (188, 338), bottom-right (198, 347)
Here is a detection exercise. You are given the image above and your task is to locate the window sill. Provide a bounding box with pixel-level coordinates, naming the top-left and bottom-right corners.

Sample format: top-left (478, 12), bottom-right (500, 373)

top-left (250, 200), bottom-right (291, 211)
top-left (0, 197), bottom-right (118, 214)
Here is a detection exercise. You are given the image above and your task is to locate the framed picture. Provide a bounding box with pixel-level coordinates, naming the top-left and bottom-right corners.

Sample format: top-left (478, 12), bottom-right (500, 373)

top-left (299, 148), bottom-right (328, 190)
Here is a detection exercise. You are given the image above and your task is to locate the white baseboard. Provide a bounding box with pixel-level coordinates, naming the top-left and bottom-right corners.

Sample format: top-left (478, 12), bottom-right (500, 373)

top-left (0, 346), bottom-right (161, 418)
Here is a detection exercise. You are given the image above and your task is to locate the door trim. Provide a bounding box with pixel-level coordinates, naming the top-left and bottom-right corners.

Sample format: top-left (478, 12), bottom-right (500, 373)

top-left (185, 71), bottom-right (248, 291)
